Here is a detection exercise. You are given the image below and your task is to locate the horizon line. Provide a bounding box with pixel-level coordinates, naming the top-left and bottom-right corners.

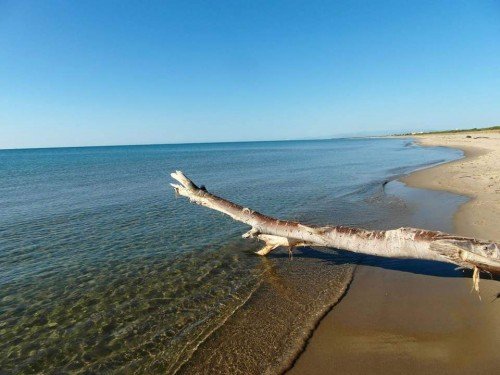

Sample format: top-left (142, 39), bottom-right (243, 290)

top-left (0, 135), bottom-right (380, 152)
top-left (2, 124), bottom-right (496, 151)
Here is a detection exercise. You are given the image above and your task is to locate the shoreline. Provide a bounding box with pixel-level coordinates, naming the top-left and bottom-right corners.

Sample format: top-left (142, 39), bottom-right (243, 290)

top-left (401, 132), bottom-right (499, 242)
top-left (288, 132), bottom-right (499, 374)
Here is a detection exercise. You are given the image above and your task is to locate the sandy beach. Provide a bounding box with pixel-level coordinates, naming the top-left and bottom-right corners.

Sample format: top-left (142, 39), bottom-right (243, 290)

top-left (289, 131), bottom-right (500, 374)
top-left (402, 131), bottom-right (500, 242)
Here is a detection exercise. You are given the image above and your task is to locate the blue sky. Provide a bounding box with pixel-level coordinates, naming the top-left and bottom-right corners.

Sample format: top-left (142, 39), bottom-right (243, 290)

top-left (1, 1), bottom-right (499, 148)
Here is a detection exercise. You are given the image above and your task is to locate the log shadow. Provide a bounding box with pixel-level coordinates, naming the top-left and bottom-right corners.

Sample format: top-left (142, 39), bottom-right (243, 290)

top-left (268, 246), bottom-right (500, 281)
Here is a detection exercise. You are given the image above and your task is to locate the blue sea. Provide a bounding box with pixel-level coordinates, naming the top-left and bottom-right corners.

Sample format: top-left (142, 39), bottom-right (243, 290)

top-left (0, 138), bottom-right (463, 374)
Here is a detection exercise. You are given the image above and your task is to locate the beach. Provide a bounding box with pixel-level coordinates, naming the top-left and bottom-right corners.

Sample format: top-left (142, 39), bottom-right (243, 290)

top-left (2, 139), bottom-right (457, 373)
top-left (289, 131), bottom-right (500, 374)
top-left (403, 132), bottom-right (500, 242)
top-left (1, 137), bottom-right (498, 373)
top-left (3, 2), bottom-right (500, 374)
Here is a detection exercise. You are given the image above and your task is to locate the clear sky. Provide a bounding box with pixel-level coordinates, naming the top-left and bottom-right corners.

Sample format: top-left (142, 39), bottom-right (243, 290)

top-left (1, 1), bottom-right (499, 149)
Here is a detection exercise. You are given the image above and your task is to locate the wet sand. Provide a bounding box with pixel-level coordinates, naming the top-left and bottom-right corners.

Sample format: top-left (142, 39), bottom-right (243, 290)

top-left (402, 131), bottom-right (500, 242)
top-left (289, 131), bottom-right (500, 374)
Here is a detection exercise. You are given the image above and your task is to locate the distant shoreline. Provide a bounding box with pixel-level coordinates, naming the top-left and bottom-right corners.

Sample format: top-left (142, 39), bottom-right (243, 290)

top-left (392, 125), bottom-right (500, 137)
top-left (3, 125), bottom-right (498, 151)
top-left (400, 130), bottom-right (500, 242)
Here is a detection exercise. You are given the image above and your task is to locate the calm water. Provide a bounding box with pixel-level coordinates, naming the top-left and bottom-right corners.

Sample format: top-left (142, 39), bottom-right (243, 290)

top-left (0, 138), bottom-right (462, 374)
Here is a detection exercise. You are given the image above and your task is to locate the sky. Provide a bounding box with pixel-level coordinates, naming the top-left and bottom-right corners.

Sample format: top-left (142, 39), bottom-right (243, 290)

top-left (1, 1), bottom-right (500, 149)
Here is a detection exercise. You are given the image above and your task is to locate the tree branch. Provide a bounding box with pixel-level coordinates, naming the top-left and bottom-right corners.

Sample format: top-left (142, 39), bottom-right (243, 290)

top-left (170, 171), bottom-right (500, 280)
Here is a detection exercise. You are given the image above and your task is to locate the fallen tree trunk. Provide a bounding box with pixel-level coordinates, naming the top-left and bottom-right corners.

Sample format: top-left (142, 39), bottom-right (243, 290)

top-left (170, 171), bottom-right (500, 292)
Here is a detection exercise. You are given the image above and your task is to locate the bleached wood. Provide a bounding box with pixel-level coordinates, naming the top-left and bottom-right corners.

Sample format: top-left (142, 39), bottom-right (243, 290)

top-left (170, 171), bottom-right (500, 277)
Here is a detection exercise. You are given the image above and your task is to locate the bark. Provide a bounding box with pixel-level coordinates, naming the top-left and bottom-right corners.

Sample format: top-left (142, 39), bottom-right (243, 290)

top-left (170, 171), bottom-right (500, 289)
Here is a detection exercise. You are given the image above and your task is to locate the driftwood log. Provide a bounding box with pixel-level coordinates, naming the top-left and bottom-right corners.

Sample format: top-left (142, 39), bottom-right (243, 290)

top-left (170, 171), bottom-right (499, 293)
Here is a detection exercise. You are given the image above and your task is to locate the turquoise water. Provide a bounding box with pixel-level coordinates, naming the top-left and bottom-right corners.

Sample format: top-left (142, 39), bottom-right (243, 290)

top-left (0, 138), bottom-right (462, 374)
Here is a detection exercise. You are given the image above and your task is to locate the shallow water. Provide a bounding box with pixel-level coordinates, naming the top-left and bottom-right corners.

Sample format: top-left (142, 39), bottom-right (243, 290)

top-left (0, 138), bottom-right (462, 373)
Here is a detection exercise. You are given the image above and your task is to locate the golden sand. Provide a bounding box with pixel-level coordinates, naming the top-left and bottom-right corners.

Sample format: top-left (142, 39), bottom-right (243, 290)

top-left (289, 131), bottom-right (500, 375)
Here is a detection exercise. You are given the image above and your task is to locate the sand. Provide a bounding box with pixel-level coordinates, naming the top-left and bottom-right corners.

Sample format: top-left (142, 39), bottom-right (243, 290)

top-left (288, 131), bottom-right (500, 375)
top-left (402, 131), bottom-right (500, 242)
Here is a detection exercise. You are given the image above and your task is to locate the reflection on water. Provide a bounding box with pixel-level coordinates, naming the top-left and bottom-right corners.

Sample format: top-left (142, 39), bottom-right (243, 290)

top-left (0, 139), bottom-right (462, 373)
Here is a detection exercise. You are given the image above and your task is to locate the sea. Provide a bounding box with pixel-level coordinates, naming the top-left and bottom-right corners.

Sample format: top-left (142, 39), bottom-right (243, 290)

top-left (0, 138), bottom-right (464, 374)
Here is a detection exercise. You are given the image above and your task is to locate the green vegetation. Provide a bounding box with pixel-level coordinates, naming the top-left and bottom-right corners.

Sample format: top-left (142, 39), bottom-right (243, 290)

top-left (394, 125), bottom-right (500, 136)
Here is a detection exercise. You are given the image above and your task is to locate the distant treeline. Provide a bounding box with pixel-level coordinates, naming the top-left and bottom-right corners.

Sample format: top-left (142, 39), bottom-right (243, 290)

top-left (394, 125), bottom-right (500, 136)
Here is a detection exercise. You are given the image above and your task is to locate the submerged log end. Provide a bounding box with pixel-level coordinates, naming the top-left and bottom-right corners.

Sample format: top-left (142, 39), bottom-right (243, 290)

top-left (253, 234), bottom-right (290, 256)
top-left (255, 244), bottom-right (279, 256)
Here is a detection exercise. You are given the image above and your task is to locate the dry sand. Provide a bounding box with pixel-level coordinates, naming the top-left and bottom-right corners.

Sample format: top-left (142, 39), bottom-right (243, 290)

top-left (288, 131), bottom-right (500, 375)
top-left (402, 131), bottom-right (500, 242)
